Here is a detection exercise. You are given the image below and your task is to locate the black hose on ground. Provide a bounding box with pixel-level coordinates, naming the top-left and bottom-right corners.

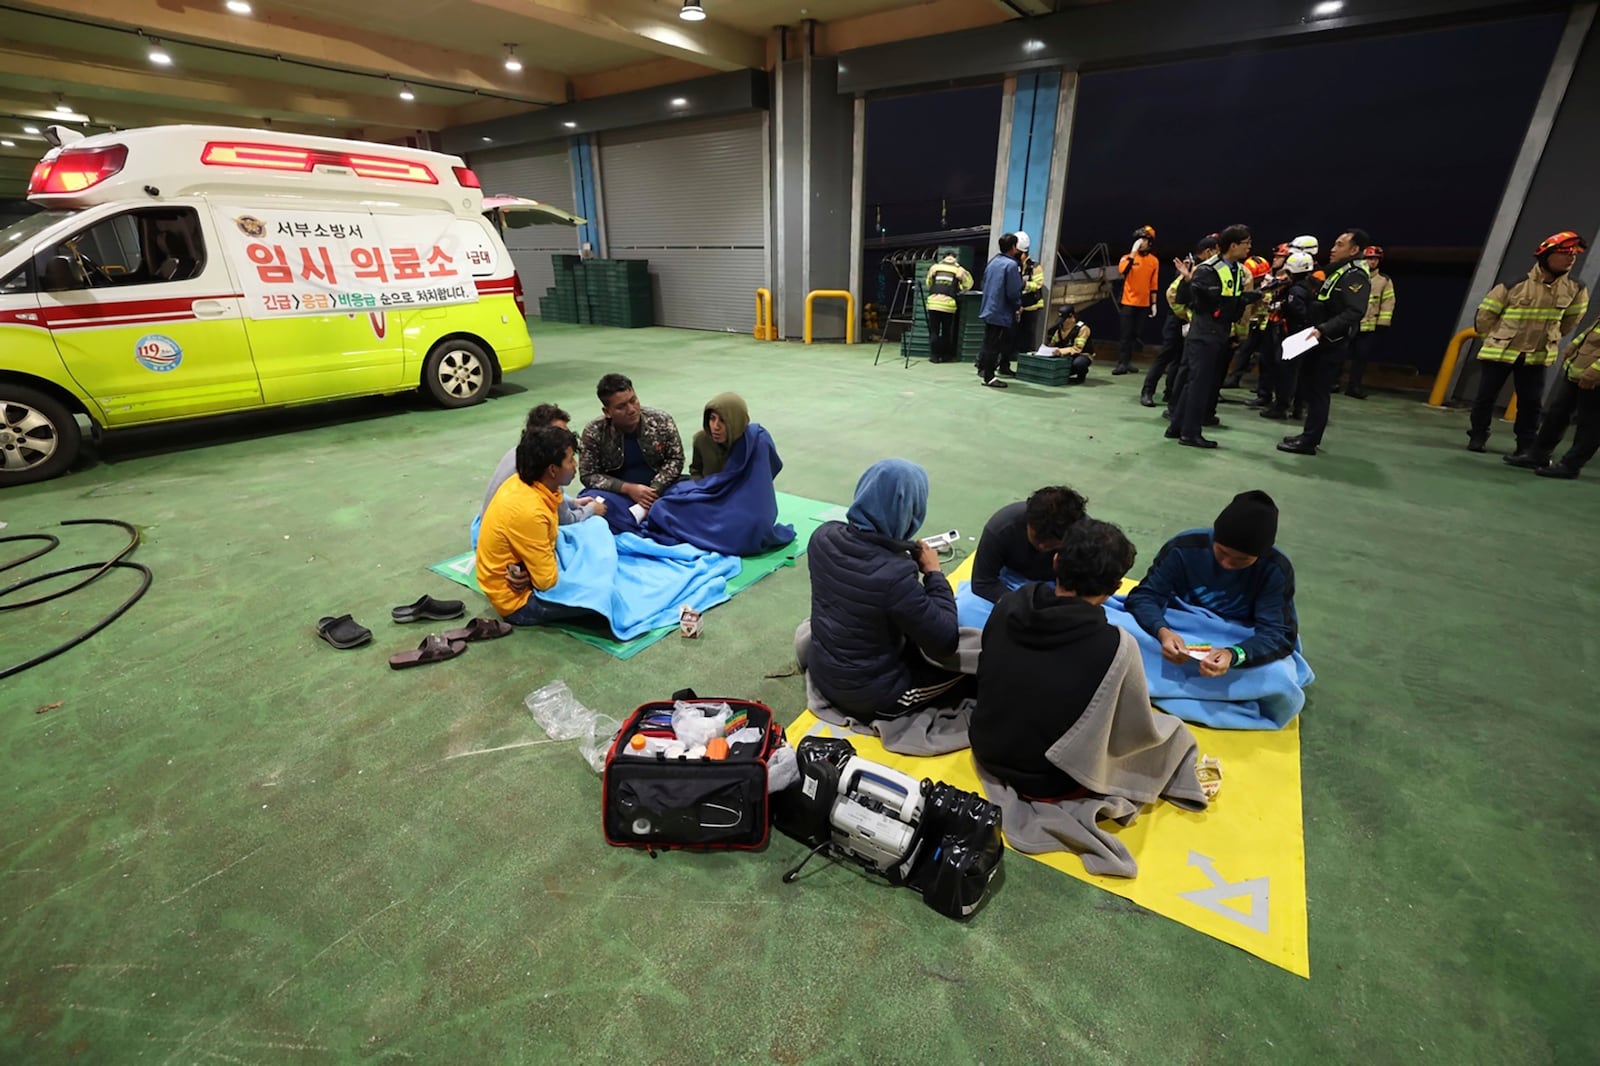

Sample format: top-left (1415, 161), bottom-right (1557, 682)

top-left (0, 519), bottom-right (152, 682)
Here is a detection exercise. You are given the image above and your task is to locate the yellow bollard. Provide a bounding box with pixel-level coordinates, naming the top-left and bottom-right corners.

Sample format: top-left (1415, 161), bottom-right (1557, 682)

top-left (754, 288), bottom-right (775, 340)
top-left (1428, 328), bottom-right (1478, 407)
top-left (1504, 394), bottom-right (1517, 423)
top-left (803, 290), bottom-right (856, 345)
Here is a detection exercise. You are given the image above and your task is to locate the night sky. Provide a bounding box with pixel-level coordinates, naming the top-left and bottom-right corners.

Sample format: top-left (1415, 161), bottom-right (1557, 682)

top-left (863, 11), bottom-right (1567, 373)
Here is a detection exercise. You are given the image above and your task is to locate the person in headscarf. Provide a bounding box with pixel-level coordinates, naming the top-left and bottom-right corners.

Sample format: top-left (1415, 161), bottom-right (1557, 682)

top-left (689, 392), bottom-right (749, 479)
top-left (800, 459), bottom-right (969, 721)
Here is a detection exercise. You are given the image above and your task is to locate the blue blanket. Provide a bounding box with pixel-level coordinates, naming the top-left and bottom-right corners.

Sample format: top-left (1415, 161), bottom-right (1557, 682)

top-left (644, 424), bottom-right (795, 556)
top-left (1101, 597), bottom-right (1313, 730)
top-left (955, 576), bottom-right (1313, 730)
top-left (535, 519), bottom-right (741, 641)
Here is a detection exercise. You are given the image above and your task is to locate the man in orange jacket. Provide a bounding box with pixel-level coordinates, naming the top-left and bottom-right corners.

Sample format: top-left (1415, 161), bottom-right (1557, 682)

top-left (1113, 225), bottom-right (1160, 375)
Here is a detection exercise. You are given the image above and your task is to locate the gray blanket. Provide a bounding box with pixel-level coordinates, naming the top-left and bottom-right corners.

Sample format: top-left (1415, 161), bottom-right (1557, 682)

top-left (793, 619), bottom-right (981, 756)
top-left (976, 628), bottom-right (1208, 878)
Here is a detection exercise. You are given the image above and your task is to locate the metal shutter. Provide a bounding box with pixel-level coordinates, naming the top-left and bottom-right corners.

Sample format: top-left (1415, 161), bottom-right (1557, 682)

top-left (598, 114), bottom-right (766, 333)
top-left (468, 142), bottom-right (578, 314)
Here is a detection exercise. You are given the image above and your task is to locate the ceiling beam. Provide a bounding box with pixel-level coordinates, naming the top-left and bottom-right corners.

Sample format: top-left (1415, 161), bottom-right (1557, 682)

top-left (461, 0), bottom-right (765, 72)
top-left (9, 0), bottom-right (568, 104)
top-left (0, 43), bottom-right (457, 129)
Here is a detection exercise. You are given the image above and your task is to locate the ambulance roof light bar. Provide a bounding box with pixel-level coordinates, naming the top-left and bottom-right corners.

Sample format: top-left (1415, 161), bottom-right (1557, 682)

top-left (200, 141), bottom-right (440, 184)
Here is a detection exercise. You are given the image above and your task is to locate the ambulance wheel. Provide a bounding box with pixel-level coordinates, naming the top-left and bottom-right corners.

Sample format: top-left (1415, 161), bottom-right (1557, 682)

top-left (0, 385), bottom-right (81, 486)
top-left (422, 339), bottom-right (492, 408)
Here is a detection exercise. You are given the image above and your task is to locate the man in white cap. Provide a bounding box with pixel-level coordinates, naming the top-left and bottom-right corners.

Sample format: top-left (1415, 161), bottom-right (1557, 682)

top-left (1008, 231), bottom-right (1046, 377)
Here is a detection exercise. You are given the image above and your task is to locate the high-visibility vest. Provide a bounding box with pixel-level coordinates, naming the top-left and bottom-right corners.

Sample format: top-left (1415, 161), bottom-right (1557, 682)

top-left (924, 260), bottom-right (971, 312)
top-left (1317, 260), bottom-right (1363, 303)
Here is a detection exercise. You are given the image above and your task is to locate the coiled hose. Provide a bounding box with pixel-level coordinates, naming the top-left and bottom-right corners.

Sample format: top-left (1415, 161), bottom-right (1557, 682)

top-left (0, 519), bottom-right (152, 682)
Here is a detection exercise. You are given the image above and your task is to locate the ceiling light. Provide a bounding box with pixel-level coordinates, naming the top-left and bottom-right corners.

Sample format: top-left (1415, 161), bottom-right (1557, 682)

top-left (148, 39), bottom-right (173, 65)
top-left (226, 0), bottom-right (253, 13)
top-left (1, 140), bottom-right (14, 148)
top-left (504, 44), bottom-right (523, 72)
top-left (399, 84), bottom-right (416, 101)
top-left (1310, 0), bottom-right (1343, 14)
top-left (670, 97), bottom-right (688, 107)
top-left (55, 99), bottom-right (73, 114)
top-left (23, 125), bottom-right (40, 134)
top-left (562, 121), bottom-right (577, 129)
top-left (679, 1), bottom-right (706, 22)
top-left (481, 136), bottom-right (492, 142)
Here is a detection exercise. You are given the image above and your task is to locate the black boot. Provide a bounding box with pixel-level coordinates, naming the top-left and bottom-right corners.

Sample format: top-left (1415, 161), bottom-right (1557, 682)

top-left (1277, 437), bottom-right (1318, 455)
top-left (1139, 390), bottom-right (1156, 408)
top-left (1536, 461), bottom-right (1580, 479)
top-left (1222, 374), bottom-right (1243, 389)
top-left (1466, 436), bottom-right (1488, 453)
top-left (1503, 449), bottom-right (1547, 469)
top-left (1179, 435), bottom-right (1218, 449)
top-left (1259, 406), bottom-right (1288, 420)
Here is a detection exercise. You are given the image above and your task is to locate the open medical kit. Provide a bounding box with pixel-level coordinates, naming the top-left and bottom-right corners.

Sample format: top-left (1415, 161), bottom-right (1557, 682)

top-left (602, 692), bottom-right (786, 853)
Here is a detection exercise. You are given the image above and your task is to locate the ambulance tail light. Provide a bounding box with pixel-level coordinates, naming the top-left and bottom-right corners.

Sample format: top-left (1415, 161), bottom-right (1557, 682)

top-left (452, 166), bottom-right (480, 189)
top-left (28, 144), bottom-right (128, 194)
top-left (201, 142), bottom-right (438, 183)
top-left (512, 270), bottom-right (526, 318)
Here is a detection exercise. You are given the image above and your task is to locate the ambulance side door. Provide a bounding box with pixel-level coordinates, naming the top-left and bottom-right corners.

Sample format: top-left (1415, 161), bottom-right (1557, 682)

top-left (34, 204), bottom-right (260, 427)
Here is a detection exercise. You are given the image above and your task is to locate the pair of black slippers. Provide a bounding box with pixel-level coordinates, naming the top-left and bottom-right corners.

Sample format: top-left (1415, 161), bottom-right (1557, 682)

top-left (316, 595), bottom-right (512, 668)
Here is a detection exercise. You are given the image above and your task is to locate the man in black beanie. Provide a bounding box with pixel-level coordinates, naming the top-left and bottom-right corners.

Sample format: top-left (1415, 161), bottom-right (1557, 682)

top-left (1124, 490), bottom-right (1298, 678)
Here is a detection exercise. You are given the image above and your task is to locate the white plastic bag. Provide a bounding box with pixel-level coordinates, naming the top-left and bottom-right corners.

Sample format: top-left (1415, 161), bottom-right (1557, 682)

top-left (579, 714), bottom-right (623, 774)
top-left (671, 700), bottom-right (731, 750)
top-left (525, 680), bottom-right (594, 741)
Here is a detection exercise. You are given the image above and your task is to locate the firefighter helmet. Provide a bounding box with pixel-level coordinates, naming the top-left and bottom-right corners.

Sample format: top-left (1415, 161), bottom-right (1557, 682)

top-left (1535, 231), bottom-right (1587, 257)
top-left (1363, 245), bottom-right (1384, 259)
top-left (1244, 256), bottom-right (1272, 279)
top-left (1290, 235), bottom-right (1319, 256)
top-left (1285, 252), bottom-right (1316, 275)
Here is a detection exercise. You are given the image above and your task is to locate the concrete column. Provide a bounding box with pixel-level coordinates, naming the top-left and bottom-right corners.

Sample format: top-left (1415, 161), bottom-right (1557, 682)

top-left (773, 54), bottom-right (856, 340)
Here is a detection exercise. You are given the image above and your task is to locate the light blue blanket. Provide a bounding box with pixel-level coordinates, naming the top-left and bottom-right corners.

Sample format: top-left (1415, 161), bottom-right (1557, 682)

top-left (1101, 597), bottom-right (1312, 730)
top-left (954, 575), bottom-right (1313, 730)
top-left (535, 519), bottom-right (741, 641)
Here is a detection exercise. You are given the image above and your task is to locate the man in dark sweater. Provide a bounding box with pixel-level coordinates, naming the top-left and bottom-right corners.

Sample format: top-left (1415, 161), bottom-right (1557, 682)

top-left (1124, 490), bottom-right (1297, 677)
top-left (971, 519), bottom-right (1140, 799)
top-left (969, 485), bottom-right (1088, 603)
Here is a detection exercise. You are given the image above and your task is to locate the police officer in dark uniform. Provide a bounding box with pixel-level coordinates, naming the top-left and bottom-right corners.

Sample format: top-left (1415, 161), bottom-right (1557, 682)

top-left (1279, 229), bottom-right (1371, 456)
top-left (1166, 224), bottom-right (1261, 449)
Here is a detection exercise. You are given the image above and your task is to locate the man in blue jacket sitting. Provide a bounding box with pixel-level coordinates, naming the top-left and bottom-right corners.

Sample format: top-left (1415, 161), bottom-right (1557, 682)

top-left (1123, 490), bottom-right (1297, 678)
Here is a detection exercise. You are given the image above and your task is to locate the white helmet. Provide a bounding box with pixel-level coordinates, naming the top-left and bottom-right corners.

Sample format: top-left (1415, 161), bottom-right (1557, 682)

top-left (1285, 251), bottom-right (1316, 275)
top-left (1290, 235), bottom-right (1319, 256)
top-left (1014, 230), bottom-right (1031, 253)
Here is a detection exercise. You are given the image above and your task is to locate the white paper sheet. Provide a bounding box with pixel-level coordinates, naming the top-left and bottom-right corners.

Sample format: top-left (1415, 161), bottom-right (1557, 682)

top-left (1036, 344), bottom-right (1058, 357)
top-left (1280, 327), bottom-right (1319, 362)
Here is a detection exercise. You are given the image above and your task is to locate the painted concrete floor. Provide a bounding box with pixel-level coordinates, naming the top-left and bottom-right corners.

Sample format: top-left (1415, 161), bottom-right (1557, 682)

top-left (2, 321), bottom-right (1594, 1064)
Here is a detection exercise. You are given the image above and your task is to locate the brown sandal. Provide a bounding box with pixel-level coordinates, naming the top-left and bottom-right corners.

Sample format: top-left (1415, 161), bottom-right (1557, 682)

top-left (388, 634), bottom-right (468, 670)
top-left (441, 617), bottom-right (513, 643)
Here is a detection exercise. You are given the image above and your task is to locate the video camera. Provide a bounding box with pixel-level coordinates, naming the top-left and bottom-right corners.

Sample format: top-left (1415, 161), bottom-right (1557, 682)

top-left (774, 737), bottom-right (1004, 920)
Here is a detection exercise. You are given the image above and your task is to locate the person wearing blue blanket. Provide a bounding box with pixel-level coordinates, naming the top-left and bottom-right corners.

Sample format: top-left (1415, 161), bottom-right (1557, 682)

top-left (970, 485), bottom-right (1087, 603)
top-left (642, 391), bottom-right (795, 556)
top-left (805, 459), bottom-right (970, 721)
top-left (1124, 489), bottom-right (1297, 676)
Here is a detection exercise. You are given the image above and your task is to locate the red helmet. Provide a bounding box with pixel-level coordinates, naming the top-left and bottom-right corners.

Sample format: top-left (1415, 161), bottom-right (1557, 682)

top-left (1244, 255), bottom-right (1272, 279)
top-left (1535, 231), bottom-right (1587, 257)
top-left (1273, 242), bottom-right (1291, 258)
top-left (1363, 245), bottom-right (1384, 259)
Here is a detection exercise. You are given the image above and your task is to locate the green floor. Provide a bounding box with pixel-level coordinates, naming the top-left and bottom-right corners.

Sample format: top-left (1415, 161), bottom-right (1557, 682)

top-left (3, 321), bottom-right (1594, 1063)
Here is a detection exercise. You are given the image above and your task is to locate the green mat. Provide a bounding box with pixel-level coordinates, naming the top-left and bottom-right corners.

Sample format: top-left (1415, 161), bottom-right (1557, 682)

top-left (427, 491), bottom-right (844, 659)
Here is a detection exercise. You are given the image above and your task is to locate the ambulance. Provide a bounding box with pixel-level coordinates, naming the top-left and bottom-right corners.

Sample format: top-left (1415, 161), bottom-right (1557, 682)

top-left (0, 124), bottom-right (556, 486)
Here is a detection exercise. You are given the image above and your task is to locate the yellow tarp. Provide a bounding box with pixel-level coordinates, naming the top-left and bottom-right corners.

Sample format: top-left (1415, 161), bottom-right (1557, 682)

top-left (785, 555), bottom-right (1309, 977)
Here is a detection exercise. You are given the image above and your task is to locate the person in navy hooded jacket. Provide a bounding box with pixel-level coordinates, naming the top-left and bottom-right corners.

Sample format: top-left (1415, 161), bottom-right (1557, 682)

top-left (804, 459), bottom-right (970, 721)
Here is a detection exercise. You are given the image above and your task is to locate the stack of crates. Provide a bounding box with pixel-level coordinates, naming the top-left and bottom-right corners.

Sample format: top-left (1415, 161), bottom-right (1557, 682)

top-left (954, 290), bottom-right (987, 364)
top-left (1015, 352), bottom-right (1077, 386)
top-left (582, 258), bottom-right (654, 328)
top-left (537, 255), bottom-right (585, 322)
top-left (898, 256), bottom-right (937, 363)
top-left (536, 255), bottom-right (656, 328)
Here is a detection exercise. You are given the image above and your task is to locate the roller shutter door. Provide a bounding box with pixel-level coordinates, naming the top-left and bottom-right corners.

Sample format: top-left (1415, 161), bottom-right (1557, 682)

top-left (598, 114), bottom-right (766, 332)
top-left (468, 142), bottom-right (578, 314)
